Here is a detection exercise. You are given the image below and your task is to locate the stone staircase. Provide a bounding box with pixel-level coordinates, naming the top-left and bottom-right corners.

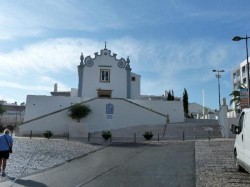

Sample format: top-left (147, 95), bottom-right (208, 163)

top-left (164, 122), bottom-right (223, 140)
top-left (90, 120), bottom-right (223, 142)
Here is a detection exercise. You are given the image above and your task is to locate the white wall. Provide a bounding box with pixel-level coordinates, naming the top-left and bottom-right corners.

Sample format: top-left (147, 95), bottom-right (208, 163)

top-left (130, 100), bottom-right (184, 123)
top-left (19, 109), bottom-right (77, 136)
top-left (71, 88), bottom-right (78, 97)
top-left (83, 99), bottom-right (168, 132)
top-left (189, 103), bottom-right (203, 115)
top-left (24, 95), bottom-right (82, 121)
top-left (82, 50), bottom-right (128, 98)
top-left (130, 73), bottom-right (141, 99)
top-left (19, 97), bottom-right (184, 137)
top-left (218, 105), bottom-right (229, 138)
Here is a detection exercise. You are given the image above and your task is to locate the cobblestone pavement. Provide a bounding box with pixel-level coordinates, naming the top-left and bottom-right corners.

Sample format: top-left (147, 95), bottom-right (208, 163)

top-left (3, 137), bottom-right (250, 187)
top-left (5, 137), bottom-right (103, 178)
top-left (196, 139), bottom-right (250, 187)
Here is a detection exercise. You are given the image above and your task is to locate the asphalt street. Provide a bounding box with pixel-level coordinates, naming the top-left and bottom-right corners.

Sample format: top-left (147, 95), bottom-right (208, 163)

top-left (0, 141), bottom-right (195, 187)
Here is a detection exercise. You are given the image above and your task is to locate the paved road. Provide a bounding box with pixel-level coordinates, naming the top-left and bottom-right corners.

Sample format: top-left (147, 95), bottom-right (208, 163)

top-left (0, 141), bottom-right (195, 187)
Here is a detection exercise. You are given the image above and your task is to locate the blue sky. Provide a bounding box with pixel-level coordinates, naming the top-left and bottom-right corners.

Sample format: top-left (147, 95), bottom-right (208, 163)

top-left (0, 0), bottom-right (250, 110)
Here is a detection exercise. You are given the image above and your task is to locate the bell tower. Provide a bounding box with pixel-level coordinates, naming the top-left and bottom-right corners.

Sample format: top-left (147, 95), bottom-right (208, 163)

top-left (78, 53), bottom-right (84, 97)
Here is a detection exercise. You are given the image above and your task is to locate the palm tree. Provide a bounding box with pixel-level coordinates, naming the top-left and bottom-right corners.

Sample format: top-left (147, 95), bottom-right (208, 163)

top-left (229, 84), bottom-right (246, 110)
top-left (230, 90), bottom-right (240, 107)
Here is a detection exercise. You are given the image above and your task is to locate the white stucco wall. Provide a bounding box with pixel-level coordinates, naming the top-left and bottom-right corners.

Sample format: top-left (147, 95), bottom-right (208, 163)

top-left (218, 105), bottom-right (229, 138)
top-left (24, 95), bottom-right (83, 121)
top-left (82, 99), bottom-right (167, 132)
top-left (82, 50), bottom-right (128, 98)
top-left (19, 97), bottom-right (184, 137)
top-left (19, 109), bottom-right (77, 136)
top-left (130, 100), bottom-right (184, 123)
top-left (70, 88), bottom-right (78, 97)
top-left (130, 73), bottom-right (141, 99)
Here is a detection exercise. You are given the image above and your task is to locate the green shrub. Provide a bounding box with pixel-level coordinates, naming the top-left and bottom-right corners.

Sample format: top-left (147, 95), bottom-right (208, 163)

top-left (68, 104), bottom-right (91, 122)
top-left (102, 130), bottom-right (112, 142)
top-left (43, 130), bottom-right (53, 139)
top-left (143, 131), bottom-right (153, 140)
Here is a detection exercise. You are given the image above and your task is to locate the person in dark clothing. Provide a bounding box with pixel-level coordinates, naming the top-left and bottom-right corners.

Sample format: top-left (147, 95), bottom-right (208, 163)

top-left (0, 129), bottom-right (13, 176)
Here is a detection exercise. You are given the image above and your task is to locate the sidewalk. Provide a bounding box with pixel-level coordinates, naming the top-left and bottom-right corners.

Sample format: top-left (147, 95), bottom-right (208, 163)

top-left (196, 139), bottom-right (250, 187)
top-left (0, 142), bottom-right (195, 187)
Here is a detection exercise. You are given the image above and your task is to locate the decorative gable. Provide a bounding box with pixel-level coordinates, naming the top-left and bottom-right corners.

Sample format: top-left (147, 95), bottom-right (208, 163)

top-left (78, 46), bottom-right (140, 100)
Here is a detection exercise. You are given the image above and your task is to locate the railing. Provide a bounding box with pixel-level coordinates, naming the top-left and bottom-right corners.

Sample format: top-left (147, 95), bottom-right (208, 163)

top-left (17, 126), bottom-right (224, 144)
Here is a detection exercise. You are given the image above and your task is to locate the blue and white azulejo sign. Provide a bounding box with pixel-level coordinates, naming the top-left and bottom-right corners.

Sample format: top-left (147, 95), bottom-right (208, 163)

top-left (106, 103), bottom-right (114, 114)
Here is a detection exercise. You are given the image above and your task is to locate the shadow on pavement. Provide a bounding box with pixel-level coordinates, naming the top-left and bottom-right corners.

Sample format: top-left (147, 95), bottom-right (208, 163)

top-left (13, 178), bottom-right (48, 187)
top-left (1, 176), bottom-right (48, 187)
top-left (108, 141), bottom-right (191, 148)
top-left (108, 142), bottom-right (151, 148)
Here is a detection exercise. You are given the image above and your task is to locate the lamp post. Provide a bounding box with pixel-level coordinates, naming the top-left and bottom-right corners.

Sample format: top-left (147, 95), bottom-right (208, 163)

top-left (212, 69), bottom-right (225, 109)
top-left (233, 35), bottom-right (250, 107)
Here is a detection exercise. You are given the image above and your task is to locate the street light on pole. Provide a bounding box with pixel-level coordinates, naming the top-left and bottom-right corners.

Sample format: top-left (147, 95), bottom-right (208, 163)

top-left (212, 69), bottom-right (225, 109)
top-left (232, 35), bottom-right (250, 107)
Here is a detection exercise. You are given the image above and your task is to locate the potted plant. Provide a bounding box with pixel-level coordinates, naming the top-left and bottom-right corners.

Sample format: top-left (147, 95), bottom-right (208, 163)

top-left (43, 130), bottom-right (53, 139)
top-left (102, 130), bottom-right (112, 142)
top-left (143, 131), bottom-right (153, 140)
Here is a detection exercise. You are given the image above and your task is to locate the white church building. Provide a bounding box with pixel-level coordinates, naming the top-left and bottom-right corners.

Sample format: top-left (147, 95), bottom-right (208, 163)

top-left (19, 46), bottom-right (185, 137)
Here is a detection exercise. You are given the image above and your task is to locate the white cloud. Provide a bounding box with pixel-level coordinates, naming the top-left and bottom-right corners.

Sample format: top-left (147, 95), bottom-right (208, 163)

top-left (0, 37), bottom-right (241, 104)
top-left (0, 38), bottom-right (98, 76)
top-left (38, 76), bottom-right (70, 91)
top-left (0, 80), bottom-right (51, 91)
top-left (0, 0), bottom-right (129, 40)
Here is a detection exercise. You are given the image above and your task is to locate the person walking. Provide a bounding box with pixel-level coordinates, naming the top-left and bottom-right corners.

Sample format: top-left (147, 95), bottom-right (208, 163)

top-left (0, 129), bottom-right (13, 176)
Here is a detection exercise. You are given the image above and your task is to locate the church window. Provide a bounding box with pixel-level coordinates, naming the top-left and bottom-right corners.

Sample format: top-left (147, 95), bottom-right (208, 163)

top-left (131, 77), bottom-right (136, 81)
top-left (100, 69), bottom-right (110, 82)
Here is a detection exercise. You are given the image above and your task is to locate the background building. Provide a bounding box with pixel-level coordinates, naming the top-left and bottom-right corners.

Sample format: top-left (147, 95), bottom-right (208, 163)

top-left (189, 102), bottom-right (215, 119)
top-left (0, 100), bottom-right (25, 128)
top-left (231, 59), bottom-right (248, 90)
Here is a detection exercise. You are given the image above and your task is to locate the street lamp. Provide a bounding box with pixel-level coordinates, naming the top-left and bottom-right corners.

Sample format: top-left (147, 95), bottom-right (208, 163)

top-left (233, 35), bottom-right (250, 107)
top-left (212, 69), bottom-right (225, 109)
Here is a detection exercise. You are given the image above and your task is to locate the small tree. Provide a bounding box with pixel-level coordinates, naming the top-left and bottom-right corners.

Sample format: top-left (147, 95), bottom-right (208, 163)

top-left (143, 131), bottom-right (153, 140)
top-left (167, 90), bottom-right (174, 101)
top-left (102, 130), bottom-right (112, 142)
top-left (68, 103), bottom-right (91, 122)
top-left (171, 90), bottom-right (174, 100)
top-left (167, 91), bottom-right (172, 101)
top-left (183, 88), bottom-right (189, 117)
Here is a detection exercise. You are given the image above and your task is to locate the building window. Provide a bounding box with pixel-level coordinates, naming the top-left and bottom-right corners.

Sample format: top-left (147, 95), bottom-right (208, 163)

top-left (243, 78), bottom-right (247, 84)
top-left (131, 77), bottom-right (136, 81)
top-left (100, 69), bottom-right (110, 82)
top-left (242, 66), bottom-right (246, 73)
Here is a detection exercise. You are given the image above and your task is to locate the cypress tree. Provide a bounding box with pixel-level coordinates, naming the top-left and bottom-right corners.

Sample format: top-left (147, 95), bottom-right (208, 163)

top-left (183, 88), bottom-right (189, 117)
top-left (167, 90), bottom-right (172, 101)
top-left (0, 105), bottom-right (5, 116)
top-left (171, 90), bottom-right (174, 100)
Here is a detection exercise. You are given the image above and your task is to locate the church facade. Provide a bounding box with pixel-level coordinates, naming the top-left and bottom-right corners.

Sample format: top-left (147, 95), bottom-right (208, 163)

top-left (78, 46), bottom-right (140, 100)
top-left (19, 46), bottom-right (184, 137)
